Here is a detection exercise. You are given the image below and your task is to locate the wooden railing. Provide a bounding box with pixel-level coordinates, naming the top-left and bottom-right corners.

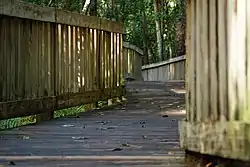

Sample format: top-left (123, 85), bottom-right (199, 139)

top-left (122, 42), bottom-right (143, 80)
top-left (142, 55), bottom-right (186, 81)
top-left (179, 0), bottom-right (250, 162)
top-left (0, 0), bottom-right (135, 120)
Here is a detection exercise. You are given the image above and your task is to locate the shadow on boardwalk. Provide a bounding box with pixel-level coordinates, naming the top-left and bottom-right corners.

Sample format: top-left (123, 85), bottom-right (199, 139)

top-left (0, 81), bottom-right (186, 166)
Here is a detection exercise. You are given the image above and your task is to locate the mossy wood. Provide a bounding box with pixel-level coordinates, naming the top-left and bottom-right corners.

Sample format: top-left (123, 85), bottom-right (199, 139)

top-left (179, 0), bottom-right (250, 161)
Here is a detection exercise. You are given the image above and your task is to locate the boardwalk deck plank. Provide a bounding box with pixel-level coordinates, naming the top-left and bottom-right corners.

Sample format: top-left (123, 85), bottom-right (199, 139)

top-left (0, 81), bottom-right (185, 166)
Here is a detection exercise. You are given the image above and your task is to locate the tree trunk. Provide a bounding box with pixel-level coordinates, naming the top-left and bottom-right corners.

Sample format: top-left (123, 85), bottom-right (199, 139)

top-left (154, 0), bottom-right (163, 61)
top-left (63, 0), bottom-right (72, 10)
top-left (89, 0), bottom-right (97, 16)
top-left (82, 0), bottom-right (90, 14)
top-left (141, 5), bottom-right (149, 65)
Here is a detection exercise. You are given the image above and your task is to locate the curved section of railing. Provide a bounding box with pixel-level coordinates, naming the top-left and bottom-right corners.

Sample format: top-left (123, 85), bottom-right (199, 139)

top-left (122, 42), bottom-right (143, 80)
top-left (142, 55), bottom-right (186, 81)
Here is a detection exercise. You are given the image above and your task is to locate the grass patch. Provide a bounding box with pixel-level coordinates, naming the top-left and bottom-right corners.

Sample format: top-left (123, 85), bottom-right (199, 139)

top-left (0, 115), bottom-right (37, 130)
top-left (0, 105), bottom-right (86, 131)
top-left (54, 105), bottom-right (85, 118)
top-left (0, 97), bottom-right (125, 131)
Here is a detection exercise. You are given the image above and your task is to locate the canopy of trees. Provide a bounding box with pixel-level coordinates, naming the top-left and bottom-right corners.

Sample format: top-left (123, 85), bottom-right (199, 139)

top-left (22, 0), bottom-right (186, 64)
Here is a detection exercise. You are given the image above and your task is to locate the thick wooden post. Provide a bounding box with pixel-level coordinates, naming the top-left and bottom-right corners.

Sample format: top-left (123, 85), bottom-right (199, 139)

top-left (179, 0), bottom-right (250, 161)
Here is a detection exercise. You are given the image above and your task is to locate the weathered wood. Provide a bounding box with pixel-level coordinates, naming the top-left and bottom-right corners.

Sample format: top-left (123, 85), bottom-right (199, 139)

top-left (0, 97), bottom-right (56, 120)
top-left (0, 0), bottom-right (55, 22)
top-left (189, 0), bottom-right (196, 122)
top-left (185, 0), bottom-right (190, 122)
top-left (180, 0), bottom-right (250, 161)
top-left (228, 0), bottom-right (247, 121)
top-left (247, 0), bottom-right (250, 122)
top-left (0, 81), bottom-right (185, 166)
top-left (56, 86), bottom-right (125, 109)
top-left (123, 42), bottom-right (143, 56)
top-left (195, 0), bottom-right (201, 122)
top-left (179, 120), bottom-right (250, 161)
top-left (0, 156), bottom-right (183, 161)
top-left (141, 56), bottom-right (186, 81)
top-left (100, 31), bottom-right (105, 89)
top-left (209, 0), bottom-right (218, 121)
top-left (218, 0), bottom-right (228, 121)
top-left (119, 34), bottom-right (123, 85)
top-left (201, 0), bottom-right (209, 121)
top-left (142, 55), bottom-right (185, 70)
top-left (0, 7), bottom-right (132, 121)
top-left (0, 0), bottom-right (124, 33)
top-left (0, 87), bottom-right (124, 120)
top-left (107, 32), bottom-right (112, 89)
top-left (122, 42), bottom-right (143, 81)
top-left (55, 10), bottom-right (123, 34)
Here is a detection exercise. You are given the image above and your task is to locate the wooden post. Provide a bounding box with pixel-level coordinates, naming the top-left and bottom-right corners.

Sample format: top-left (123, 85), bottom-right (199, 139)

top-left (179, 0), bottom-right (250, 162)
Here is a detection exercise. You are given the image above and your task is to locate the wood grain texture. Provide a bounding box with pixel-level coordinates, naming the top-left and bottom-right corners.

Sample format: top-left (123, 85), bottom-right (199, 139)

top-left (189, 0), bottom-right (196, 122)
top-left (185, 0), bottom-right (190, 122)
top-left (0, 81), bottom-right (185, 167)
top-left (0, 7), bottom-right (132, 120)
top-left (141, 56), bottom-right (186, 82)
top-left (0, 0), bottom-right (124, 33)
top-left (0, 0), bottom-right (55, 22)
top-left (209, 0), bottom-right (218, 121)
top-left (180, 0), bottom-right (250, 161)
top-left (179, 120), bottom-right (250, 161)
top-left (0, 87), bottom-right (125, 120)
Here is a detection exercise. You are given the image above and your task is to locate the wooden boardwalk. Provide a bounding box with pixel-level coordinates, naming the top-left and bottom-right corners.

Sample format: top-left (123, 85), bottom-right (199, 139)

top-left (0, 81), bottom-right (186, 166)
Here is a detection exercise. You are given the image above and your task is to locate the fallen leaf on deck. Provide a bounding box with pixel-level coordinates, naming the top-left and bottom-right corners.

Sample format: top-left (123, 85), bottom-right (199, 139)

top-left (106, 127), bottom-right (115, 129)
top-left (101, 121), bottom-right (109, 125)
top-left (72, 136), bottom-right (88, 140)
top-left (61, 124), bottom-right (75, 127)
top-left (121, 143), bottom-right (130, 147)
top-left (96, 127), bottom-right (107, 130)
top-left (112, 148), bottom-right (123, 151)
top-left (8, 161), bottom-right (16, 165)
top-left (21, 136), bottom-right (30, 140)
top-left (168, 152), bottom-right (174, 155)
top-left (206, 162), bottom-right (218, 167)
top-left (96, 121), bottom-right (111, 125)
top-left (121, 143), bottom-right (142, 149)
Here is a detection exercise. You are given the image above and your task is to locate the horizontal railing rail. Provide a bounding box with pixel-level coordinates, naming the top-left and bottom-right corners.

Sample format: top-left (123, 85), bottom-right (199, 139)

top-left (142, 55), bottom-right (186, 81)
top-left (0, 0), bottom-right (134, 120)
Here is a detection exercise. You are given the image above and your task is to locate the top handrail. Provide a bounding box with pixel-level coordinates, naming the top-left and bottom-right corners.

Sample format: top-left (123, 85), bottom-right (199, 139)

top-left (0, 0), bottom-right (124, 33)
top-left (122, 42), bottom-right (143, 55)
top-left (142, 55), bottom-right (186, 70)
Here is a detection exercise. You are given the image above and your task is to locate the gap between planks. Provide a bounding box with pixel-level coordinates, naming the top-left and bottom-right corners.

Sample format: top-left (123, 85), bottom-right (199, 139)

top-left (0, 156), bottom-right (184, 161)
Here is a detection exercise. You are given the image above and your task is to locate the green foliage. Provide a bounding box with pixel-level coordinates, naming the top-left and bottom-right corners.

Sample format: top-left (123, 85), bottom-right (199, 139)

top-left (0, 116), bottom-right (36, 130)
top-left (54, 106), bottom-right (85, 118)
top-left (20, 0), bottom-right (186, 63)
top-left (0, 106), bottom-right (85, 130)
top-left (98, 0), bottom-right (186, 62)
